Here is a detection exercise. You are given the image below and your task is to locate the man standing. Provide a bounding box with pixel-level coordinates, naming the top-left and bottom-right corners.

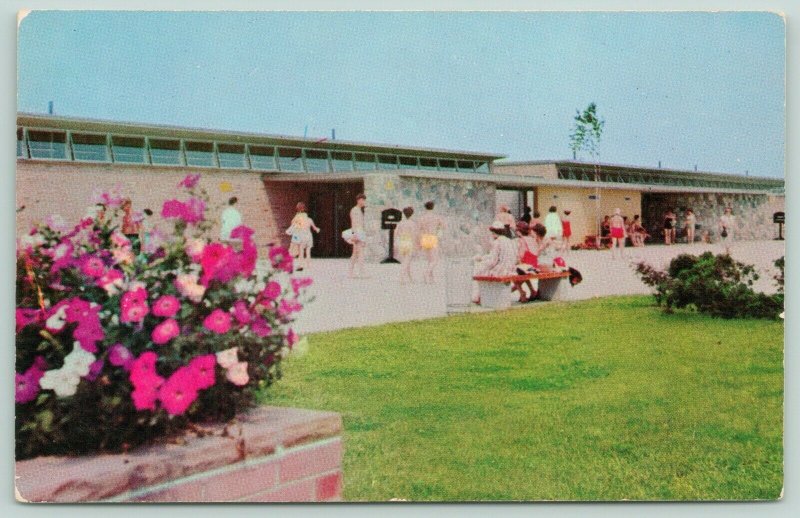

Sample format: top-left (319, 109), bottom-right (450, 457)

top-left (347, 194), bottom-right (368, 278)
top-left (416, 201), bottom-right (446, 284)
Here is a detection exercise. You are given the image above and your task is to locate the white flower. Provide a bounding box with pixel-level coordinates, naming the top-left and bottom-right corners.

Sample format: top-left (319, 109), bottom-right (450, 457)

top-left (39, 369), bottom-right (80, 398)
top-left (216, 347), bottom-right (239, 369)
top-left (45, 306), bottom-right (68, 332)
top-left (63, 344), bottom-right (96, 377)
top-left (110, 314), bottom-right (119, 326)
top-left (19, 233), bottom-right (46, 249)
top-left (226, 362), bottom-right (249, 386)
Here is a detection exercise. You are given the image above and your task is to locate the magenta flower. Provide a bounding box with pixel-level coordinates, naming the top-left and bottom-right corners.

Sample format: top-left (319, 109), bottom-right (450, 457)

top-left (130, 351), bottom-right (158, 379)
top-left (262, 281), bottom-right (282, 301)
top-left (286, 328), bottom-right (299, 348)
top-left (161, 198), bottom-right (205, 225)
top-left (85, 360), bottom-right (104, 382)
top-left (15, 372), bottom-right (40, 404)
top-left (188, 354), bottom-right (217, 390)
top-left (120, 288), bottom-right (150, 324)
top-left (131, 385), bottom-right (160, 411)
top-left (152, 318), bottom-right (180, 345)
top-left (269, 246), bottom-right (293, 273)
top-left (178, 173), bottom-right (200, 189)
top-left (250, 317), bottom-right (272, 338)
top-left (291, 277), bottom-right (313, 295)
top-left (72, 321), bottom-right (105, 353)
top-left (203, 309), bottom-right (232, 334)
top-left (108, 344), bottom-right (134, 370)
top-left (278, 298), bottom-right (303, 319)
top-left (232, 300), bottom-right (252, 325)
top-left (158, 367), bottom-right (199, 416)
top-left (79, 254), bottom-right (106, 278)
top-left (49, 241), bottom-right (74, 273)
top-left (152, 295), bottom-right (181, 318)
top-left (16, 308), bottom-right (42, 333)
top-left (97, 268), bottom-right (124, 295)
top-left (199, 243), bottom-right (234, 285)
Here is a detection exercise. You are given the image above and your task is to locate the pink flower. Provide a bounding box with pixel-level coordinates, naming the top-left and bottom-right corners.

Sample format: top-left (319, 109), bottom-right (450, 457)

top-left (80, 254), bottom-right (106, 278)
top-left (162, 198), bottom-right (205, 224)
top-left (216, 347), bottom-right (239, 369)
top-left (231, 300), bottom-right (251, 325)
top-left (130, 351), bottom-right (158, 380)
top-left (72, 321), bottom-right (105, 353)
top-left (269, 246), bottom-right (293, 273)
top-left (108, 344), bottom-right (134, 370)
top-left (120, 288), bottom-right (150, 323)
top-left (178, 173), bottom-right (200, 189)
top-left (286, 329), bottom-right (299, 348)
top-left (112, 247), bottom-right (135, 265)
top-left (64, 298), bottom-right (105, 352)
top-left (203, 309), bottom-right (231, 334)
top-left (278, 298), bottom-right (303, 319)
top-left (49, 241), bottom-right (74, 273)
top-left (185, 238), bottom-right (206, 261)
top-left (152, 318), bottom-right (180, 345)
top-left (91, 188), bottom-right (125, 209)
top-left (15, 370), bottom-right (41, 404)
top-left (85, 360), bottom-right (104, 382)
top-left (129, 352), bottom-right (165, 409)
top-left (110, 232), bottom-right (131, 249)
top-left (131, 385), bottom-right (160, 411)
top-left (250, 317), bottom-right (272, 338)
top-left (152, 295), bottom-right (181, 318)
top-left (261, 281), bottom-right (282, 301)
top-left (158, 367), bottom-right (199, 416)
top-left (16, 308), bottom-right (42, 333)
top-left (44, 301), bottom-right (69, 333)
top-left (226, 362), bottom-right (249, 386)
top-left (97, 268), bottom-right (124, 295)
top-left (291, 276), bottom-right (313, 295)
top-left (188, 355), bottom-right (217, 390)
top-left (199, 243), bottom-right (234, 285)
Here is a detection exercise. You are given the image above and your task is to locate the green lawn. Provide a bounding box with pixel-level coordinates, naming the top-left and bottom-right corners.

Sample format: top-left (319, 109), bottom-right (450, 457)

top-left (260, 296), bottom-right (784, 501)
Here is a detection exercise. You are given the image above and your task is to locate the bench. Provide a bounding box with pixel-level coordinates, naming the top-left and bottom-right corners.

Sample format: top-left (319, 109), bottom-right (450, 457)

top-left (472, 271), bottom-right (571, 309)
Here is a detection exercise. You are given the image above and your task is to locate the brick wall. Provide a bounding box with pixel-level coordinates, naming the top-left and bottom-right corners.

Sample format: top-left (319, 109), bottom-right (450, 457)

top-left (16, 160), bottom-right (289, 255)
top-left (15, 406), bottom-right (343, 503)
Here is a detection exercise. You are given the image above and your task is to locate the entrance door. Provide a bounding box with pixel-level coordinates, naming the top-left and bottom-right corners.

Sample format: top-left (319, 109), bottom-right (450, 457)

top-left (308, 182), bottom-right (363, 258)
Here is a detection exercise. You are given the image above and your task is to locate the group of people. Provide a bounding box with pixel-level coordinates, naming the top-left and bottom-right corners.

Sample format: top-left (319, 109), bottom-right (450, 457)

top-left (660, 207), bottom-right (736, 252)
top-left (501, 204), bottom-right (574, 252)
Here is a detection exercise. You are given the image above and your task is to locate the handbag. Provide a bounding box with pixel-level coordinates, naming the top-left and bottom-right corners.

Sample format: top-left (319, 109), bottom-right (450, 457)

top-left (520, 239), bottom-right (538, 268)
top-left (721, 228), bottom-right (728, 238)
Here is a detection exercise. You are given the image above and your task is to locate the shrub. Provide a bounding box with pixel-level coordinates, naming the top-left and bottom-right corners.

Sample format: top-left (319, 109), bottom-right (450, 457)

top-left (774, 256), bottom-right (784, 294)
top-left (15, 176), bottom-right (312, 460)
top-left (634, 252), bottom-right (783, 319)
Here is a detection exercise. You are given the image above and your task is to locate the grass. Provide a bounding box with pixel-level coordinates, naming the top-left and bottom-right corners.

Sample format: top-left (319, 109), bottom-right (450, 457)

top-left (260, 295), bottom-right (784, 501)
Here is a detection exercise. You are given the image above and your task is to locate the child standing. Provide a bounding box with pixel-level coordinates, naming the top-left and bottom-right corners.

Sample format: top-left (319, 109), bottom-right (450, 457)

top-left (286, 202), bottom-right (320, 272)
top-left (395, 206), bottom-right (418, 284)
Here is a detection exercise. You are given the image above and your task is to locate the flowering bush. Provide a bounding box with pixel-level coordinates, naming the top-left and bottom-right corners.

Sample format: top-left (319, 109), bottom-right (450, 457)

top-left (16, 176), bottom-right (311, 459)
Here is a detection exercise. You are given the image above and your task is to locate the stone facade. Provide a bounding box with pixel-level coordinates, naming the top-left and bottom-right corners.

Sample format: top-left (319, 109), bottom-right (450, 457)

top-left (361, 173), bottom-right (497, 261)
top-left (642, 193), bottom-right (785, 242)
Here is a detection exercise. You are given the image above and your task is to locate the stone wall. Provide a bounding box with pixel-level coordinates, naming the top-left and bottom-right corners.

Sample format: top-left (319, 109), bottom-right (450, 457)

top-left (15, 406), bottom-right (343, 503)
top-left (361, 173), bottom-right (497, 261)
top-left (642, 192), bottom-right (785, 242)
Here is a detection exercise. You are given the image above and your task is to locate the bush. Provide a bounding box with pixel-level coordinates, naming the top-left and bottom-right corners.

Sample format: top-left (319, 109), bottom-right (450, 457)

top-left (774, 256), bottom-right (784, 294)
top-left (634, 252), bottom-right (783, 319)
top-left (15, 175), bottom-right (312, 460)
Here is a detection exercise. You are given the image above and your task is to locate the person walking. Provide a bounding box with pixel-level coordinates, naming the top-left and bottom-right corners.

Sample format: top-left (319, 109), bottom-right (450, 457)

top-left (609, 208), bottom-right (627, 259)
top-left (347, 194), bottom-right (368, 278)
top-left (718, 207), bottom-right (736, 254)
top-left (286, 202), bottom-right (320, 272)
top-left (395, 206), bottom-right (418, 285)
top-left (471, 220), bottom-right (519, 304)
top-left (417, 201), bottom-right (446, 284)
top-left (684, 209), bottom-right (697, 244)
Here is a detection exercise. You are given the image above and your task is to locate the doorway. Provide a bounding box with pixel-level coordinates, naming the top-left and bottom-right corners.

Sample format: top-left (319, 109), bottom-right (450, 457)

top-left (307, 182), bottom-right (364, 258)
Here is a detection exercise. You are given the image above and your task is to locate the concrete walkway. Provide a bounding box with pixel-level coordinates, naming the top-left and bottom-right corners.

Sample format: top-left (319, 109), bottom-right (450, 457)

top-left (287, 240), bottom-right (785, 334)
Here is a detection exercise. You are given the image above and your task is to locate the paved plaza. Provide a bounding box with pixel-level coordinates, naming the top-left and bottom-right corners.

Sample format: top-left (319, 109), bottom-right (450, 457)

top-left (286, 240), bottom-right (785, 334)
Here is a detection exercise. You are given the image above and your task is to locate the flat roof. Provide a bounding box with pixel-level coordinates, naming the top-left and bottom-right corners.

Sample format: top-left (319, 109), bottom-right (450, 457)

top-left (17, 112), bottom-right (504, 162)
top-left (495, 159), bottom-right (783, 184)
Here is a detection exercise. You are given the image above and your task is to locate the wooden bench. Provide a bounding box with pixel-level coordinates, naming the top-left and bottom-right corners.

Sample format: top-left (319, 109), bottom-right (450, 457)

top-left (473, 271), bottom-right (571, 309)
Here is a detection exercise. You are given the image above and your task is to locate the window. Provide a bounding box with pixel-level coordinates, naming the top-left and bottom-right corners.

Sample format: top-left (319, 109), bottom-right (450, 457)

top-left (331, 151), bottom-right (354, 172)
top-left (17, 128), bottom-right (26, 158)
top-left (475, 162), bottom-right (490, 173)
top-left (419, 158), bottom-right (438, 171)
top-left (377, 154), bottom-right (398, 170)
top-left (27, 130), bottom-right (67, 160)
top-left (354, 153), bottom-right (376, 171)
top-left (304, 149), bottom-right (330, 173)
top-left (111, 136), bottom-right (147, 164)
top-left (277, 147), bottom-right (304, 172)
top-left (399, 156), bottom-right (419, 170)
top-left (457, 160), bottom-right (475, 173)
top-left (149, 139), bottom-right (182, 165)
top-left (217, 143), bottom-right (246, 169)
top-left (249, 145), bottom-right (277, 170)
top-left (438, 159), bottom-right (457, 172)
top-left (71, 133), bottom-right (109, 162)
top-left (185, 141), bottom-right (215, 167)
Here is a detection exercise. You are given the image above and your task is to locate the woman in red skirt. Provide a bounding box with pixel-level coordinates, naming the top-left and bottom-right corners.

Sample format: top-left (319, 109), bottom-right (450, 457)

top-left (609, 208), bottom-right (627, 259)
top-left (560, 209), bottom-right (573, 252)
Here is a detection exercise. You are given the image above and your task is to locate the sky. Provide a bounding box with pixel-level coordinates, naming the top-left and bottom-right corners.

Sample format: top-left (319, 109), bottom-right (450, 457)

top-left (17, 11), bottom-right (785, 178)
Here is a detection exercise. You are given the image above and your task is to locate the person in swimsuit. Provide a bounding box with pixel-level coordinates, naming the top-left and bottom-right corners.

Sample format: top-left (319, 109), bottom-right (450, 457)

top-left (685, 208), bottom-right (697, 244)
top-left (348, 194), bottom-right (368, 278)
top-left (560, 209), bottom-right (573, 252)
top-left (663, 209), bottom-right (677, 245)
top-left (416, 201), bottom-right (446, 284)
top-left (630, 214), bottom-right (646, 247)
top-left (286, 202), bottom-right (320, 272)
top-left (718, 207), bottom-right (735, 254)
top-left (609, 208), bottom-right (627, 259)
top-left (395, 206), bottom-right (418, 285)
top-left (121, 198), bottom-right (142, 255)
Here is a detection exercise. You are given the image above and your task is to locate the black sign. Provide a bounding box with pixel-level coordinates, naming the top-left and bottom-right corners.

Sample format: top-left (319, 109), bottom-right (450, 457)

top-left (381, 208), bottom-right (403, 230)
top-left (773, 211), bottom-right (785, 224)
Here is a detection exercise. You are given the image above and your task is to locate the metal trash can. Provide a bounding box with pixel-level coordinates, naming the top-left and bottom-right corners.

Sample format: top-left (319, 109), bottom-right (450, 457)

top-left (445, 257), bottom-right (474, 312)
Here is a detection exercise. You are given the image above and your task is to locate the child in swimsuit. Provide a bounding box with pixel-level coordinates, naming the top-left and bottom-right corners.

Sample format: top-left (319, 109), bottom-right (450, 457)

top-left (416, 201), bottom-right (446, 284)
top-left (395, 206), bottom-right (418, 284)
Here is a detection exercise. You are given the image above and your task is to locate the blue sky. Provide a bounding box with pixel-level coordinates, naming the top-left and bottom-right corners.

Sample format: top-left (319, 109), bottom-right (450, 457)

top-left (17, 11), bottom-right (785, 177)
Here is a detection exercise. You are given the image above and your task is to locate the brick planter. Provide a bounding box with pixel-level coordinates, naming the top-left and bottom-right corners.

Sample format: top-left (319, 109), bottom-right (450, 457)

top-left (15, 406), bottom-right (343, 503)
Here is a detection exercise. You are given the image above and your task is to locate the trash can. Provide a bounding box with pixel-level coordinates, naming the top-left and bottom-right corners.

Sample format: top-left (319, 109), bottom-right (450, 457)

top-left (445, 257), bottom-right (474, 313)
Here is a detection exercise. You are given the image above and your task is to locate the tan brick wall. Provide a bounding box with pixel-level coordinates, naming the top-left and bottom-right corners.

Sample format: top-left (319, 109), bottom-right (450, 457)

top-left (536, 186), bottom-right (641, 240)
top-left (16, 160), bottom-right (289, 254)
top-left (262, 181), bottom-right (310, 250)
top-left (493, 163), bottom-right (559, 179)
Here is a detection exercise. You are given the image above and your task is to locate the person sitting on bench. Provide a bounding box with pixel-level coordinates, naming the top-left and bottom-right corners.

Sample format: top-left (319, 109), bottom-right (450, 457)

top-left (471, 220), bottom-right (518, 304)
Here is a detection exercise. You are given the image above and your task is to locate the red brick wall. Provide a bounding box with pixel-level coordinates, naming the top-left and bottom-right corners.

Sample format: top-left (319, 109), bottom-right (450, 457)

top-left (15, 406), bottom-right (343, 503)
top-left (16, 160), bottom-right (290, 254)
top-left (262, 181), bottom-right (310, 249)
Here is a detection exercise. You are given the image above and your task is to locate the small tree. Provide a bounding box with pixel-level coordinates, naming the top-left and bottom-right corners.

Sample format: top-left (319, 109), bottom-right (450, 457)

top-left (569, 103), bottom-right (605, 244)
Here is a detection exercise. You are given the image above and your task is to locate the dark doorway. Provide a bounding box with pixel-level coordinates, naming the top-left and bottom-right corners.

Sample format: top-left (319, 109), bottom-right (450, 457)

top-left (308, 182), bottom-right (363, 258)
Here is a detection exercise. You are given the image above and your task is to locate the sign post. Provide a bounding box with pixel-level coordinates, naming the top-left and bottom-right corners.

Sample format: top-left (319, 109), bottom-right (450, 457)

top-left (773, 211), bottom-right (785, 240)
top-left (381, 208), bottom-right (402, 263)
